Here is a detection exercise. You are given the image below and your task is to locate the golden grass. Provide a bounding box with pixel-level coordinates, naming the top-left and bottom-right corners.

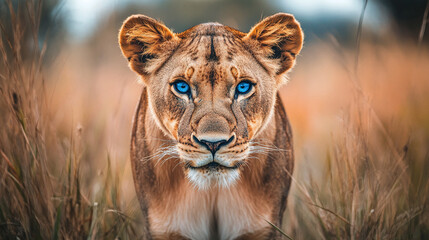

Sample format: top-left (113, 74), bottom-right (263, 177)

top-left (281, 39), bottom-right (429, 238)
top-left (0, 1), bottom-right (139, 239)
top-left (1, 0), bottom-right (429, 239)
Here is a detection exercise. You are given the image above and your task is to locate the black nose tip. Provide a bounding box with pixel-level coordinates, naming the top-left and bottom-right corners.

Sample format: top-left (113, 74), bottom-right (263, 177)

top-left (193, 135), bottom-right (234, 154)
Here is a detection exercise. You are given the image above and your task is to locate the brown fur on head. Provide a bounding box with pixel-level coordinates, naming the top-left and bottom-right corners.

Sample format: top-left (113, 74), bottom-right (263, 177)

top-left (119, 13), bottom-right (303, 189)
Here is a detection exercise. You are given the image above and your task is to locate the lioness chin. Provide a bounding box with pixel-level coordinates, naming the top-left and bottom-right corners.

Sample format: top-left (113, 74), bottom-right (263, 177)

top-left (119, 13), bottom-right (303, 240)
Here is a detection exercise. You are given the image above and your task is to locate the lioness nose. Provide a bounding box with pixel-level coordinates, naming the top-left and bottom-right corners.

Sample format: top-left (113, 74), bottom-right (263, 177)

top-left (193, 135), bottom-right (234, 155)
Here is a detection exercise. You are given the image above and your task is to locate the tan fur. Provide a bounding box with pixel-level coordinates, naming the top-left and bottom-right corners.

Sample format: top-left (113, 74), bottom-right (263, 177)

top-left (119, 13), bottom-right (303, 239)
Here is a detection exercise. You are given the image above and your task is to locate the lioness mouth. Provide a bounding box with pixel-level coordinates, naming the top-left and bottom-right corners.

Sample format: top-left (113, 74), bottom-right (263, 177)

top-left (188, 161), bottom-right (240, 170)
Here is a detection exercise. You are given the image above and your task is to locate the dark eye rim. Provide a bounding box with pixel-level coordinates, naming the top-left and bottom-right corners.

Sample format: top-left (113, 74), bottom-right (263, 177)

top-left (235, 80), bottom-right (255, 97)
top-left (171, 80), bottom-right (191, 95)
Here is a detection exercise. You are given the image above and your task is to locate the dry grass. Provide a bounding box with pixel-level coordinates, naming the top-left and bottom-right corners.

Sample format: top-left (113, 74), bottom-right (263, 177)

top-left (281, 39), bottom-right (429, 239)
top-left (1, 0), bottom-right (429, 239)
top-left (0, 1), bottom-right (139, 239)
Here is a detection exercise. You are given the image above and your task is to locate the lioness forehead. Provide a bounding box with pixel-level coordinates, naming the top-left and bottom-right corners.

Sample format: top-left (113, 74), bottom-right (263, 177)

top-left (178, 23), bottom-right (245, 39)
top-left (176, 23), bottom-right (252, 63)
top-left (165, 23), bottom-right (267, 88)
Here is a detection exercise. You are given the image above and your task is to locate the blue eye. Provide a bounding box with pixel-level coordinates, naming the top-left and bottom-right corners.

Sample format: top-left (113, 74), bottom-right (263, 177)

top-left (236, 81), bottom-right (252, 94)
top-left (173, 81), bottom-right (190, 94)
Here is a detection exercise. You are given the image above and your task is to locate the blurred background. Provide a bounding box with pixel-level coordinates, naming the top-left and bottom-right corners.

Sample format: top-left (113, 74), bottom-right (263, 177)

top-left (1, 0), bottom-right (429, 239)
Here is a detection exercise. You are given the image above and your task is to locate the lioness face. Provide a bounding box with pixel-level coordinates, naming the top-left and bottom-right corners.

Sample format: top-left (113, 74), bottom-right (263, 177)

top-left (149, 31), bottom-right (277, 189)
top-left (119, 14), bottom-right (303, 189)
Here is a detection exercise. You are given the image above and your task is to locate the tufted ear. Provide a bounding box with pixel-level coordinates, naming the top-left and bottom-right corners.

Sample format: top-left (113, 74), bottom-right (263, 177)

top-left (244, 13), bottom-right (303, 76)
top-left (119, 15), bottom-right (178, 76)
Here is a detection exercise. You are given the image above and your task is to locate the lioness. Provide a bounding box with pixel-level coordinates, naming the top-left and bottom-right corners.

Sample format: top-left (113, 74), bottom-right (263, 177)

top-left (118, 13), bottom-right (303, 240)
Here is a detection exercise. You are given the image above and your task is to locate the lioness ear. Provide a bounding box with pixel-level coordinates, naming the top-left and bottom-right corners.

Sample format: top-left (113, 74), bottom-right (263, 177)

top-left (244, 13), bottom-right (303, 77)
top-left (119, 15), bottom-right (177, 76)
